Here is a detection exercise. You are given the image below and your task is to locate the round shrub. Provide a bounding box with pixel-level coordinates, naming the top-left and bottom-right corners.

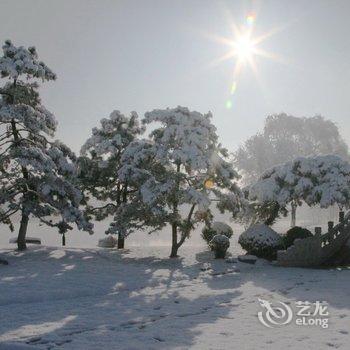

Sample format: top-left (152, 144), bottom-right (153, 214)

top-left (202, 221), bottom-right (233, 247)
top-left (238, 224), bottom-right (282, 260)
top-left (283, 226), bottom-right (313, 249)
top-left (210, 234), bottom-right (230, 259)
top-left (98, 235), bottom-right (117, 248)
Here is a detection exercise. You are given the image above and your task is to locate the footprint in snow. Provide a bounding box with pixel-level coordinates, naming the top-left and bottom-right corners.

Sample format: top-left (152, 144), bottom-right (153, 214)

top-left (153, 337), bottom-right (165, 342)
top-left (326, 342), bottom-right (341, 348)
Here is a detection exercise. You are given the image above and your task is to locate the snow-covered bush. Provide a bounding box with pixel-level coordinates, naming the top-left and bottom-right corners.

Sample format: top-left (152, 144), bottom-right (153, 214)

top-left (98, 235), bottom-right (117, 248)
top-left (202, 221), bottom-right (233, 247)
top-left (248, 155), bottom-right (350, 227)
top-left (282, 226), bottom-right (313, 249)
top-left (0, 40), bottom-right (92, 250)
top-left (109, 106), bottom-right (243, 257)
top-left (238, 224), bottom-right (282, 260)
top-left (210, 234), bottom-right (230, 259)
top-left (79, 110), bottom-right (144, 249)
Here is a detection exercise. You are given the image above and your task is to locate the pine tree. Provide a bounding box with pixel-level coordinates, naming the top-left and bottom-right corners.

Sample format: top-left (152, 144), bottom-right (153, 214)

top-left (110, 107), bottom-right (243, 257)
top-left (0, 40), bottom-right (92, 250)
top-left (79, 110), bottom-right (144, 248)
top-left (248, 154), bottom-right (350, 226)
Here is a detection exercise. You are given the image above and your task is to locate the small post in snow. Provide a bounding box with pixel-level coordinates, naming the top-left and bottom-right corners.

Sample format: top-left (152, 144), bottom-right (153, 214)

top-left (315, 227), bottom-right (322, 236)
top-left (328, 221), bottom-right (334, 232)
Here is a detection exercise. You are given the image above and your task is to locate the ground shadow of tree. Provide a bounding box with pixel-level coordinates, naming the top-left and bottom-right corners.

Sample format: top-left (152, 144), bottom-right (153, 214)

top-left (0, 247), bottom-right (244, 349)
top-left (247, 263), bottom-right (350, 311)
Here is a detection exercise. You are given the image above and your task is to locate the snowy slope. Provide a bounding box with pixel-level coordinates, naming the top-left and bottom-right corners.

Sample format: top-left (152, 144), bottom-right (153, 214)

top-left (0, 245), bottom-right (349, 350)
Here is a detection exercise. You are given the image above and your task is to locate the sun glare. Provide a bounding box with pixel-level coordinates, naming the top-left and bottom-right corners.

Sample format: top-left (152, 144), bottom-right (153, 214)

top-left (206, 11), bottom-right (283, 109)
top-left (232, 33), bottom-right (256, 63)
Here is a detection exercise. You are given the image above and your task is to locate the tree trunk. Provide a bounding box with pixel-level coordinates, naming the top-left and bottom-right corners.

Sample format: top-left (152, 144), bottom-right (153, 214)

top-left (116, 183), bottom-right (121, 205)
top-left (170, 223), bottom-right (178, 257)
top-left (170, 163), bottom-right (182, 258)
top-left (291, 202), bottom-right (297, 227)
top-left (122, 182), bottom-right (128, 203)
top-left (116, 183), bottom-right (128, 250)
top-left (11, 115), bottom-right (31, 252)
top-left (117, 234), bottom-right (125, 249)
top-left (17, 212), bottom-right (29, 251)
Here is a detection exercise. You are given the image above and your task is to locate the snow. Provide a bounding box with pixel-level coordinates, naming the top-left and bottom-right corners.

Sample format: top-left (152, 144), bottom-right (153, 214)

top-left (80, 110), bottom-right (144, 159)
top-left (0, 342), bottom-right (40, 349)
top-left (239, 224), bottom-right (282, 247)
top-left (238, 254), bottom-right (258, 264)
top-left (0, 40), bottom-right (56, 80)
top-left (1, 244), bottom-right (350, 349)
top-left (249, 155), bottom-right (350, 209)
top-left (8, 237), bottom-right (41, 244)
top-left (211, 221), bottom-right (233, 235)
top-left (210, 234), bottom-right (230, 246)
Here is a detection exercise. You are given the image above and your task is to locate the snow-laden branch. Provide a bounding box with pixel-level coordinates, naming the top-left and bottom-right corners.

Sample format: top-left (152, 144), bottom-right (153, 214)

top-left (249, 154), bottom-right (350, 209)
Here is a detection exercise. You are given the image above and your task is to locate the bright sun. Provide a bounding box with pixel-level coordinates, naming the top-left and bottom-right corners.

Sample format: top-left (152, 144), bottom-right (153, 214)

top-left (207, 11), bottom-right (282, 108)
top-left (232, 33), bottom-right (256, 63)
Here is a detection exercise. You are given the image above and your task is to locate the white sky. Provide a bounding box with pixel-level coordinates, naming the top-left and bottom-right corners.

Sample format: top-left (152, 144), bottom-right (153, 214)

top-left (1, 0), bottom-right (349, 153)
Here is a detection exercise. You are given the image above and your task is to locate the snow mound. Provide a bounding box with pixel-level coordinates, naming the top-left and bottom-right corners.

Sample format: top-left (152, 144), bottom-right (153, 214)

top-left (98, 235), bottom-right (117, 248)
top-left (239, 224), bottom-right (281, 246)
top-left (210, 234), bottom-right (230, 245)
top-left (212, 222), bottom-right (233, 235)
top-left (210, 234), bottom-right (230, 258)
top-left (238, 224), bottom-right (282, 259)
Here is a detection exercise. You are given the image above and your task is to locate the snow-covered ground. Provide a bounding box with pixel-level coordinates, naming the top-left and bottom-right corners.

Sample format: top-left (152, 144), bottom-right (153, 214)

top-left (1, 240), bottom-right (350, 349)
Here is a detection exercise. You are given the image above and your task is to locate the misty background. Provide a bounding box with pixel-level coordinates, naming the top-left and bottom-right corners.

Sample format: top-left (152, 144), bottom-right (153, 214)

top-left (0, 0), bottom-right (349, 247)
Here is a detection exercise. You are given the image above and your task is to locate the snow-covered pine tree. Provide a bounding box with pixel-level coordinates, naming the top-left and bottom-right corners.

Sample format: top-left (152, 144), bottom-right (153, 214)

top-left (109, 106), bottom-right (243, 257)
top-left (248, 155), bottom-right (350, 226)
top-left (0, 40), bottom-right (93, 250)
top-left (79, 110), bottom-right (144, 248)
top-left (234, 113), bottom-right (349, 186)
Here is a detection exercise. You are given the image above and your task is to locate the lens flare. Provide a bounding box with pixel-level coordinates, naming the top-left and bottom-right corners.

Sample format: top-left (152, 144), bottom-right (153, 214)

top-left (230, 81), bottom-right (237, 94)
top-left (204, 179), bottom-right (214, 189)
top-left (246, 13), bottom-right (255, 26)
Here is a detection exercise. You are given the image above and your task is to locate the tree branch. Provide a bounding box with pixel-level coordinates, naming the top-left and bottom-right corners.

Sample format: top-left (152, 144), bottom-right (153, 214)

top-left (89, 202), bottom-right (118, 211)
top-left (0, 207), bottom-right (20, 222)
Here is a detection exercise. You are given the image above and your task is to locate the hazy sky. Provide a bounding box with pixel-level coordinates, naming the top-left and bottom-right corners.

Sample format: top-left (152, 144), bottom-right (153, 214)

top-left (1, 0), bottom-right (349, 154)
